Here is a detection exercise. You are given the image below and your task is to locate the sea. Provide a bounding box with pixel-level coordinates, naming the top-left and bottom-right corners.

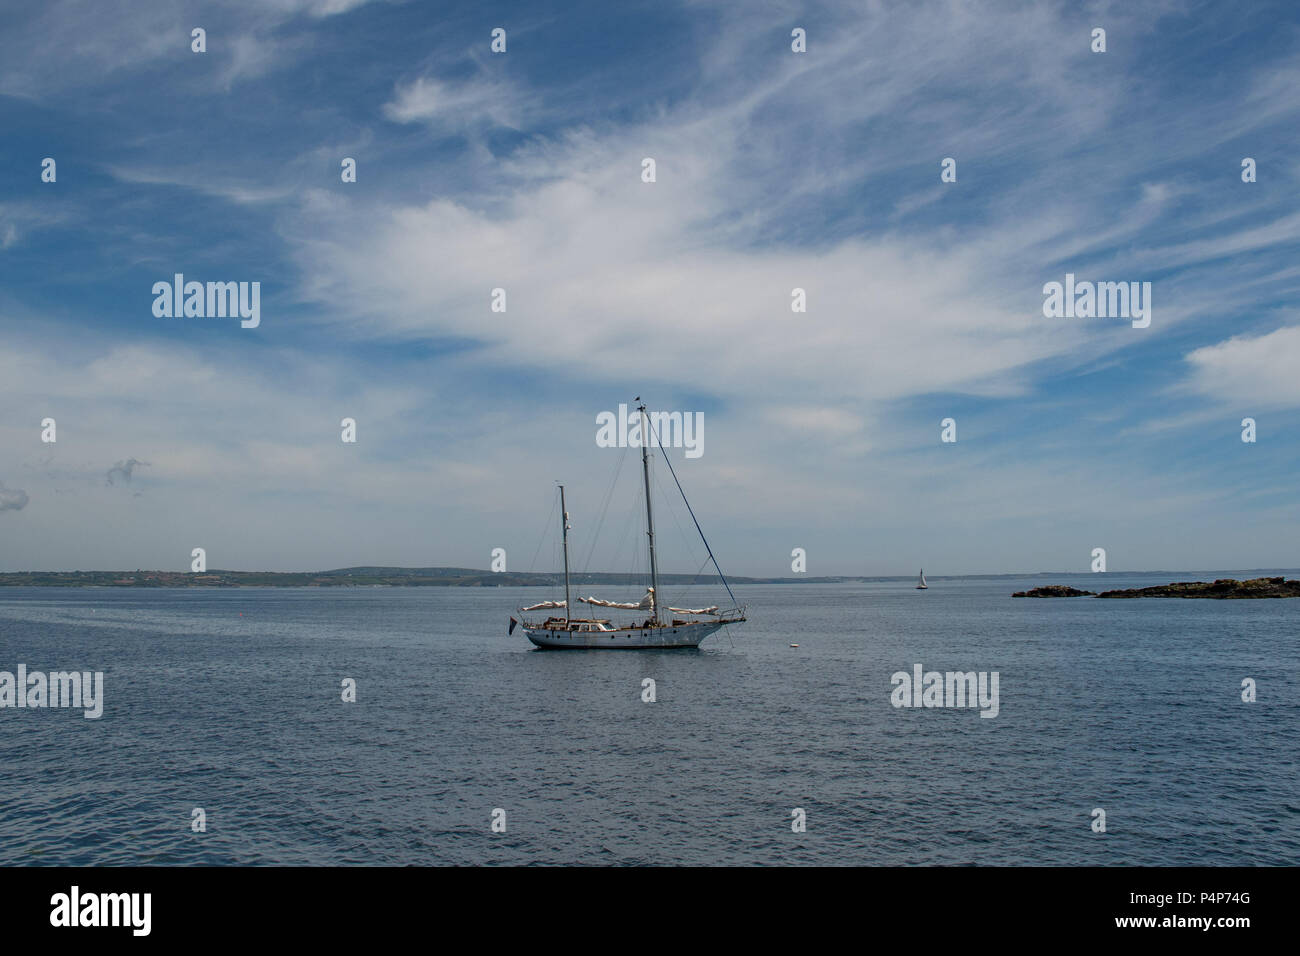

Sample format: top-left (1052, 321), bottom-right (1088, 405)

top-left (0, 572), bottom-right (1296, 866)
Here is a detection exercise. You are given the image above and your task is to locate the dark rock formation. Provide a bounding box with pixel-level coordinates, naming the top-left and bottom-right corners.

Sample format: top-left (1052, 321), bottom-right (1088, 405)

top-left (1095, 577), bottom-right (1300, 599)
top-left (1013, 585), bottom-right (1096, 597)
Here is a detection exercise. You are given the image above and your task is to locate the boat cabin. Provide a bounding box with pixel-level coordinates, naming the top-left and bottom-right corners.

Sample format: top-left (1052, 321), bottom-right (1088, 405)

top-left (542, 617), bottom-right (615, 632)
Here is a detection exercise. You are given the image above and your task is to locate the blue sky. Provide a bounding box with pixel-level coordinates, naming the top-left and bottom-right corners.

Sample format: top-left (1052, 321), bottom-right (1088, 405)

top-left (1, 0), bottom-right (1298, 576)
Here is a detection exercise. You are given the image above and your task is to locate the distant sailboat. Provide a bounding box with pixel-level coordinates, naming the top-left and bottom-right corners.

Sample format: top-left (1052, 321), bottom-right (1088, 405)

top-left (510, 400), bottom-right (746, 649)
top-left (916, 569), bottom-right (928, 589)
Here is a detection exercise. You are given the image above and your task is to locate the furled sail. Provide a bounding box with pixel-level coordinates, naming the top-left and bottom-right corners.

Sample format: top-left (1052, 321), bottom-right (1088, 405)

top-left (581, 588), bottom-right (655, 610)
top-left (576, 589), bottom-right (716, 614)
top-left (522, 599), bottom-right (567, 611)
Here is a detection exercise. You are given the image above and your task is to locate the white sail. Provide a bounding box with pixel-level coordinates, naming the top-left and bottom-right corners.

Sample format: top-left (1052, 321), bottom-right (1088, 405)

top-left (522, 599), bottom-right (566, 611)
top-left (579, 591), bottom-right (718, 614)
top-left (581, 588), bottom-right (655, 610)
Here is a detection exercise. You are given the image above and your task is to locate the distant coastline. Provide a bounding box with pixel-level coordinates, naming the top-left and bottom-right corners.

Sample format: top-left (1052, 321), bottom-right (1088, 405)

top-left (1, 567), bottom-right (1297, 588)
top-left (0, 567), bottom-right (864, 588)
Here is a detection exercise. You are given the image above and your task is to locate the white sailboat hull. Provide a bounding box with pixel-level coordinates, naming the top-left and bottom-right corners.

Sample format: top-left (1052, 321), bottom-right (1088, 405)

top-left (524, 620), bottom-right (727, 649)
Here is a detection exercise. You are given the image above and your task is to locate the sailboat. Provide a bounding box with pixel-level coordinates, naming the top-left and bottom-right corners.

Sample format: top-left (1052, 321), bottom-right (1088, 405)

top-left (509, 401), bottom-right (746, 649)
top-left (916, 569), bottom-right (928, 589)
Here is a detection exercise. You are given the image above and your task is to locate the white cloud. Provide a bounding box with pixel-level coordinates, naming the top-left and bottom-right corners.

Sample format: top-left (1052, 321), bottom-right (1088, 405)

top-left (105, 165), bottom-right (296, 205)
top-left (0, 202), bottom-right (69, 249)
top-left (383, 75), bottom-right (525, 130)
top-left (284, 115), bottom-right (1083, 414)
top-left (1184, 323), bottom-right (1300, 408)
top-left (281, 0), bottom-right (1298, 420)
top-left (0, 0), bottom-right (380, 97)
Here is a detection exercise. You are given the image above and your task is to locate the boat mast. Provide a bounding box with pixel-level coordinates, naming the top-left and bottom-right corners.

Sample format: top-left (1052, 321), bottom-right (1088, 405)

top-left (636, 401), bottom-right (661, 624)
top-left (559, 484), bottom-right (572, 623)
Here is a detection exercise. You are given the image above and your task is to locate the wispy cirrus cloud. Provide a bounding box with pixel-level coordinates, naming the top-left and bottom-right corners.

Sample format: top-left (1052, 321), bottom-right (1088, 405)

top-left (0, 202), bottom-right (72, 250)
top-left (0, 0), bottom-right (382, 97)
top-left (383, 74), bottom-right (527, 130)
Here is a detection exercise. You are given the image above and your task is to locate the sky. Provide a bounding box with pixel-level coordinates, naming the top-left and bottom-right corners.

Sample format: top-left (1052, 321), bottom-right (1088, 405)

top-left (1, 0), bottom-right (1298, 577)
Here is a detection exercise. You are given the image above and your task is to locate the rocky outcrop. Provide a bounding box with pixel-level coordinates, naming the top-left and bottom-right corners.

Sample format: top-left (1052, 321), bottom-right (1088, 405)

top-left (1012, 585), bottom-right (1096, 597)
top-left (1095, 577), bottom-right (1300, 599)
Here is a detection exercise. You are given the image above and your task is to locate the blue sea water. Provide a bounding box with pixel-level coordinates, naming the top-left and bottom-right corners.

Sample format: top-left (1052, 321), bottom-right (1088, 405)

top-left (0, 573), bottom-right (1296, 866)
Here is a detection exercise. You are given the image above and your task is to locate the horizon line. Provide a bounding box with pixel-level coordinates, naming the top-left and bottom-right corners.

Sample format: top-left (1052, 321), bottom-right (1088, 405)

top-left (2, 566), bottom-right (1297, 580)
